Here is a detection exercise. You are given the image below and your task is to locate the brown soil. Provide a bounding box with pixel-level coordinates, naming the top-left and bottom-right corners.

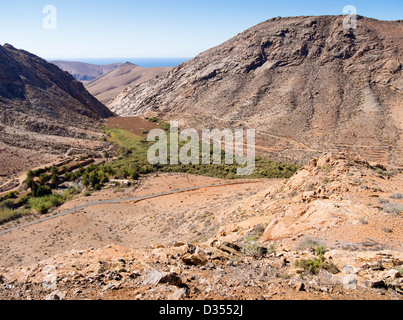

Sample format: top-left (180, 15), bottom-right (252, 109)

top-left (107, 116), bottom-right (160, 137)
top-left (0, 173), bottom-right (270, 268)
top-left (0, 154), bottom-right (401, 301)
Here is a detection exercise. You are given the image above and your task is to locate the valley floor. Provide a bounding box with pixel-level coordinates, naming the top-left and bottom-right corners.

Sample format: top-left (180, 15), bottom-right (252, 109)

top-left (0, 173), bottom-right (271, 268)
top-left (0, 161), bottom-right (402, 300)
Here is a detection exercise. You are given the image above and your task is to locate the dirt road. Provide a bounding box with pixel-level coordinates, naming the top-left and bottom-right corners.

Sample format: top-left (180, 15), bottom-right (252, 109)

top-left (0, 179), bottom-right (267, 237)
top-left (0, 173), bottom-right (274, 267)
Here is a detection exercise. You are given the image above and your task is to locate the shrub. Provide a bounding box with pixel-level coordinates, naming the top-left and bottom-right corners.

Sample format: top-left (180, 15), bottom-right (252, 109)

top-left (267, 243), bottom-right (277, 255)
top-left (36, 203), bottom-right (49, 214)
top-left (358, 217), bottom-right (368, 225)
top-left (130, 170), bottom-right (140, 180)
top-left (295, 256), bottom-right (339, 275)
top-left (378, 198), bottom-right (390, 204)
top-left (32, 168), bottom-right (47, 177)
top-left (62, 187), bottom-right (79, 200)
top-left (82, 189), bottom-right (91, 197)
top-left (83, 177), bottom-right (90, 188)
top-left (34, 185), bottom-right (52, 198)
top-left (315, 246), bottom-right (327, 256)
top-left (382, 203), bottom-right (403, 216)
top-left (290, 190), bottom-right (298, 197)
top-left (390, 193), bottom-right (403, 200)
top-left (0, 208), bottom-right (30, 225)
top-left (382, 227), bottom-right (393, 233)
top-left (242, 243), bottom-right (267, 259)
top-left (0, 199), bottom-right (16, 210)
top-left (297, 236), bottom-right (324, 251)
top-left (17, 195), bottom-right (30, 206)
top-left (50, 166), bottom-right (58, 175)
top-left (245, 224), bottom-right (266, 243)
top-left (374, 168), bottom-right (394, 177)
top-left (28, 194), bottom-right (65, 214)
top-left (5, 191), bottom-right (17, 199)
top-left (38, 173), bottom-right (50, 185)
top-left (89, 171), bottom-right (100, 188)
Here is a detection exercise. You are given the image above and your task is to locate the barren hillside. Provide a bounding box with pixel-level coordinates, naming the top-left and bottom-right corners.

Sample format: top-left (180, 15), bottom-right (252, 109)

top-left (85, 63), bottom-right (172, 105)
top-left (109, 15), bottom-right (403, 167)
top-left (0, 44), bottom-right (114, 189)
top-left (50, 61), bottom-right (123, 83)
top-left (0, 154), bottom-right (402, 300)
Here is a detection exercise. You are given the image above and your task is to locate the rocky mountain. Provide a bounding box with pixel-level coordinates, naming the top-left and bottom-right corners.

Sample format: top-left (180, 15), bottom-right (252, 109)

top-left (50, 60), bottom-right (123, 83)
top-left (85, 62), bottom-right (172, 105)
top-left (109, 15), bottom-right (403, 168)
top-left (0, 44), bottom-right (114, 184)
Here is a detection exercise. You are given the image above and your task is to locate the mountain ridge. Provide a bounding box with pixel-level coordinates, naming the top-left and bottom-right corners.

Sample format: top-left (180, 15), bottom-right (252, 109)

top-left (50, 60), bottom-right (124, 83)
top-left (108, 15), bottom-right (403, 167)
top-left (0, 43), bottom-right (114, 182)
top-left (85, 62), bottom-right (172, 105)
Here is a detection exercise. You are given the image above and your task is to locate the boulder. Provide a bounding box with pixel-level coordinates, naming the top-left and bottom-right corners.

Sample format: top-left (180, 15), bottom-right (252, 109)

top-left (342, 275), bottom-right (357, 290)
top-left (44, 290), bottom-right (66, 300)
top-left (143, 270), bottom-right (183, 286)
top-left (365, 279), bottom-right (387, 289)
top-left (182, 253), bottom-right (208, 266)
top-left (169, 287), bottom-right (190, 300)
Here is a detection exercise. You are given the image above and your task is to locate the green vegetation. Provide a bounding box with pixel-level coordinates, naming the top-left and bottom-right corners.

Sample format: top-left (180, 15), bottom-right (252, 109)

top-left (0, 208), bottom-right (31, 225)
top-left (295, 255), bottom-right (339, 275)
top-left (295, 242), bottom-right (338, 275)
top-left (315, 245), bottom-right (327, 256)
top-left (244, 223), bottom-right (266, 243)
top-left (0, 191), bottom-right (18, 203)
top-left (0, 186), bottom-right (80, 223)
top-left (241, 243), bottom-right (267, 259)
top-left (146, 116), bottom-right (171, 131)
top-left (0, 118), bottom-right (300, 225)
top-left (372, 167), bottom-right (394, 177)
top-left (102, 120), bottom-right (300, 180)
top-left (237, 223), bottom-right (271, 259)
top-left (29, 194), bottom-right (65, 214)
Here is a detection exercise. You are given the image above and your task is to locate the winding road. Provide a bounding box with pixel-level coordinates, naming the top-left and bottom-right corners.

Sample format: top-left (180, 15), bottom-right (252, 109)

top-left (0, 179), bottom-right (267, 237)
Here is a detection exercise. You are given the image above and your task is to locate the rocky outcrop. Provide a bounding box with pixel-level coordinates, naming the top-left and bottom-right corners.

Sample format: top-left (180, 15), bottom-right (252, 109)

top-left (213, 152), bottom-right (402, 253)
top-left (0, 242), bottom-right (401, 300)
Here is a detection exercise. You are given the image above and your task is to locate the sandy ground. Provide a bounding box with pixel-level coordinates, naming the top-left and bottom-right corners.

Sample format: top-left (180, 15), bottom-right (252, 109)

top-left (0, 173), bottom-right (273, 268)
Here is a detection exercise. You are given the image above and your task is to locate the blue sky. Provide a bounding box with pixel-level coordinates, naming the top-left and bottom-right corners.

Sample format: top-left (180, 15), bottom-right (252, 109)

top-left (0, 0), bottom-right (402, 59)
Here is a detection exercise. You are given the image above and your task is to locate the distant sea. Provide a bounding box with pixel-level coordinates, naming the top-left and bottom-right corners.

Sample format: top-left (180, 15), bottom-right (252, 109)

top-left (49, 57), bottom-right (192, 68)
